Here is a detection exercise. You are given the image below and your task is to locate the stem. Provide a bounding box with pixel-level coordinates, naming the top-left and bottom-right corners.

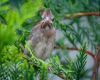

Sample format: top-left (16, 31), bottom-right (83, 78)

top-left (67, 47), bottom-right (95, 59)
top-left (92, 48), bottom-right (100, 80)
top-left (92, 56), bottom-right (98, 80)
top-left (54, 45), bottom-right (95, 59)
top-left (65, 12), bottom-right (100, 19)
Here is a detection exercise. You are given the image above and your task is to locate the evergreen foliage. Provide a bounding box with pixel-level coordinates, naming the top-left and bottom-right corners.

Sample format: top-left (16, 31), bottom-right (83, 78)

top-left (0, 0), bottom-right (100, 80)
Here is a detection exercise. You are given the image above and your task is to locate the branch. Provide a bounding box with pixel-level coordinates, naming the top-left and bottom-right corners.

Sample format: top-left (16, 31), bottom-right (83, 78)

top-left (65, 12), bottom-right (100, 19)
top-left (92, 48), bottom-right (100, 80)
top-left (54, 45), bottom-right (95, 59)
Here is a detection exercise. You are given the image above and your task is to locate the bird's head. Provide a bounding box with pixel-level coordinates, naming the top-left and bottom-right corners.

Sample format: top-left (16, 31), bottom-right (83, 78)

top-left (41, 9), bottom-right (54, 25)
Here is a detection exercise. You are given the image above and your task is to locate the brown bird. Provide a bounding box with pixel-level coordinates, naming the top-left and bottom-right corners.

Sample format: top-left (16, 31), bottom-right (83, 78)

top-left (24, 9), bottom-right (55, 60)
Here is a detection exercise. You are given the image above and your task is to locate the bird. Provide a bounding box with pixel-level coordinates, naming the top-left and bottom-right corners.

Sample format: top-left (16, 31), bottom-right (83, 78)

top-left (24, 9), bottom-right (56, 60)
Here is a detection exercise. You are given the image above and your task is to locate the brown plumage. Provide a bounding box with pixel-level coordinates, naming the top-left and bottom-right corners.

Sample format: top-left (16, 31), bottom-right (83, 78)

top-left (24, 9), bottom-right (55, 60)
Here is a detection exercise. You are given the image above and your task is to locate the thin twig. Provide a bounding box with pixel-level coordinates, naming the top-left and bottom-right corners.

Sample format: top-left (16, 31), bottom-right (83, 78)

top-left (65, 12), bottom-right (100, 19)
top-left (54, 45), bottom-right (95, 59)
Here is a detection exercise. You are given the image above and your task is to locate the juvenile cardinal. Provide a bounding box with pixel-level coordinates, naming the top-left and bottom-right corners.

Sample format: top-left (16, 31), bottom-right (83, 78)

top-left (24, 9), bottom-right (55, 60)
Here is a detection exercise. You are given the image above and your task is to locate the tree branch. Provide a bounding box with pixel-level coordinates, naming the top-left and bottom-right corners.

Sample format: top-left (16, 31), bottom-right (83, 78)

top-left (65, 12), bottom-right (100, 19)
top-left (92, 48), bottom-right (100, 80)
top-left (54, 45), bottom-right (95, 59)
